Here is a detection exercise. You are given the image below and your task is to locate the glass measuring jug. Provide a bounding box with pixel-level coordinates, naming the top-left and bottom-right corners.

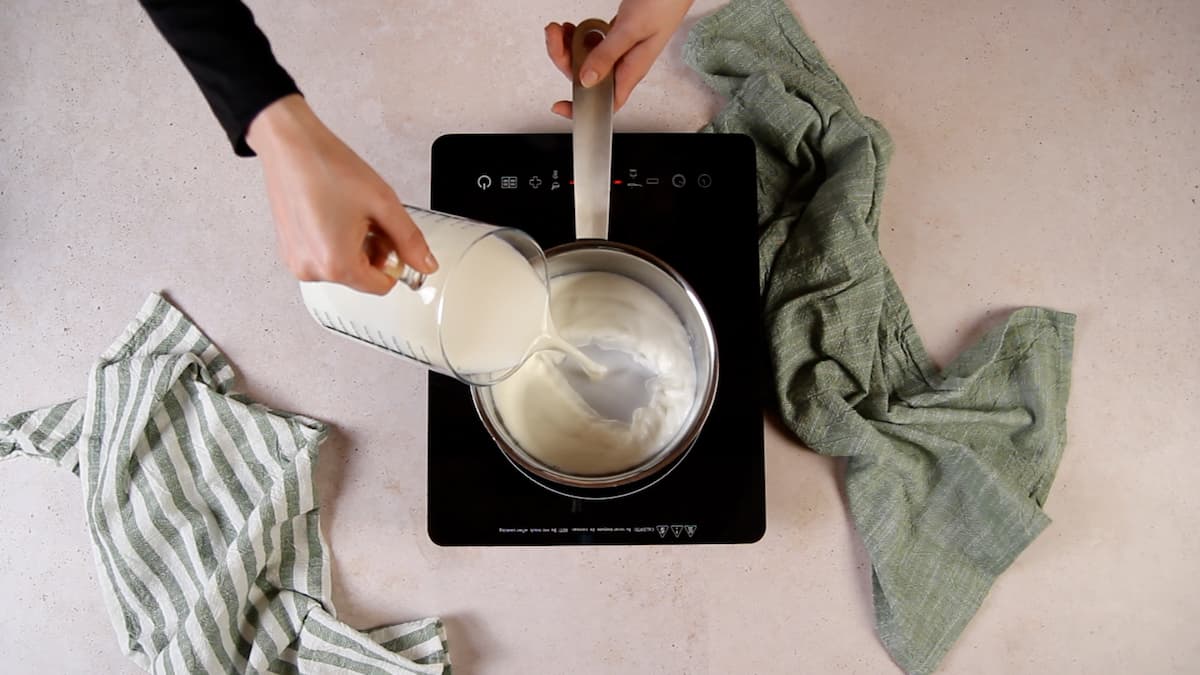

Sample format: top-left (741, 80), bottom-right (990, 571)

top-left (299, 207), bottom-right (552, 385)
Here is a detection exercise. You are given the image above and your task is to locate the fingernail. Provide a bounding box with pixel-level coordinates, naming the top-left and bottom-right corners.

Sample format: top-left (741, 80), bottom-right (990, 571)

top-left (581, 69), bottom-right (599, 87)
top-left (424, 252), bottom-right (439, 272)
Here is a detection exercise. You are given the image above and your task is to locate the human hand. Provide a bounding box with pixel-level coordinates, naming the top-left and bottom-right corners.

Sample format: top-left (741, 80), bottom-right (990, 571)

top-left (245, 94), bottom-right (437, 295)
top-left (544, 0), bottom-right (694, 117)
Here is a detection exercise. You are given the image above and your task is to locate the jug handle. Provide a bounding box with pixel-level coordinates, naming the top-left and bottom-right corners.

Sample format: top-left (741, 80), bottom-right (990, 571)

top-left (364, 229), bottom-right (427, 290)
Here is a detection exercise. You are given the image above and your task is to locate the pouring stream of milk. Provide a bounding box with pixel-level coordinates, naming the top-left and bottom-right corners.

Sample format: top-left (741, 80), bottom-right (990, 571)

top-left (437, 235), bottom-right (606, 379)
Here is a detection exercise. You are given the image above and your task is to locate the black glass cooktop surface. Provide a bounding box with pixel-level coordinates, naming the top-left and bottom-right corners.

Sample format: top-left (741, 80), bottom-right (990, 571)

top-left (428, 133), bottom-right (764, 545)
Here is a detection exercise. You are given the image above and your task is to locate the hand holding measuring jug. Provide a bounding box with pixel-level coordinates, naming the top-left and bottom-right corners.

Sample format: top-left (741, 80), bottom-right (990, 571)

top-left (300, 209), bottom-right (604, 386)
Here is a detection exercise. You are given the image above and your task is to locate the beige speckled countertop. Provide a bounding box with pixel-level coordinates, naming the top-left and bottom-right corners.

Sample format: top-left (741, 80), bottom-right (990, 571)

top-left (3, 1), bottom-right (1198, 673)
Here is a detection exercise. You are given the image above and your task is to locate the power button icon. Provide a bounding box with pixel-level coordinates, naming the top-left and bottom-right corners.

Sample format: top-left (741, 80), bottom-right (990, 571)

top-left (697, 174), bottom-right (712, 188)
top-left (477, 174), bottom-right (493, 190)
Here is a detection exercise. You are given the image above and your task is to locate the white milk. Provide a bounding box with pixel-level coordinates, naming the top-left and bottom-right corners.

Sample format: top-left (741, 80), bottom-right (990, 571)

top-left (491, 271), bottom-right (697, 475)
top-left (300, 216), bottom-right (595, 381)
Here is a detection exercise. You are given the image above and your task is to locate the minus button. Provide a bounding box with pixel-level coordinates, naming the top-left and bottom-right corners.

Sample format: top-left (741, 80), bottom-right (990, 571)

top-left (646, 177), bottom-right (660, 185)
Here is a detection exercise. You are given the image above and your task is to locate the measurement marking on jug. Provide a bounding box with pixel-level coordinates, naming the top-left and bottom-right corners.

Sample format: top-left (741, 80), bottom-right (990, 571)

top-left (374, 328), bottom-right (391, 350)
top-left (315, 310), bottom-right (418, 360)
top-left (387, 335), bottom-right (404, 355)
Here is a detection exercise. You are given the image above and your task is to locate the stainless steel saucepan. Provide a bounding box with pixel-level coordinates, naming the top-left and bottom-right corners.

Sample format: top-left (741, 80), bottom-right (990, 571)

top-left (471, 19), bottom-right (719, 492)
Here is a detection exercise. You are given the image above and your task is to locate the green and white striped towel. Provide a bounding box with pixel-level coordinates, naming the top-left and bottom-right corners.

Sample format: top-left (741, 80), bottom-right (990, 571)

top-left (1, 294), bottom-right (450, 674)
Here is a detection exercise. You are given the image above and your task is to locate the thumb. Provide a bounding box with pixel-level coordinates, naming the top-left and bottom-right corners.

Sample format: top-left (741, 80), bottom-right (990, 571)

top-left (578, 22), bottom-right (640, 88)
top-left (373, 195), bottom-right (438, 275)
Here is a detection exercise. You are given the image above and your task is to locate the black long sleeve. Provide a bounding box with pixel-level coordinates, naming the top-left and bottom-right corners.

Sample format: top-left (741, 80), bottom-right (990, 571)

top-left (140, 0), bottom-right (301, 156)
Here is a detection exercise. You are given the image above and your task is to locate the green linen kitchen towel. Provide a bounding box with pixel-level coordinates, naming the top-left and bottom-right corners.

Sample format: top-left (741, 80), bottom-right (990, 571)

top-left (684, 1), bottom-right (1076, 672)
top-left (1, 294), bottom-right (450, 674)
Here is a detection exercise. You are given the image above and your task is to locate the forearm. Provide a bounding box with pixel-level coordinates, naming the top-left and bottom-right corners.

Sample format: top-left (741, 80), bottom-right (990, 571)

top-left (139, 0), bottom-right (300, 156)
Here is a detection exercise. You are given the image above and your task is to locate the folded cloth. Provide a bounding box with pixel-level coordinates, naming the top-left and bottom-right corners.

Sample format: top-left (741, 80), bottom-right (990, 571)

top-left (1, 294), bottom-right (450, 674)
top-left (684, 2), bottom-right (1075, 672)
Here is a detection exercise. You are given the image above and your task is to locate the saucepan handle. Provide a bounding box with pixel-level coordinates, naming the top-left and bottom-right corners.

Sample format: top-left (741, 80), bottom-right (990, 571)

top-left (571, 18), bottom-right (614, 242)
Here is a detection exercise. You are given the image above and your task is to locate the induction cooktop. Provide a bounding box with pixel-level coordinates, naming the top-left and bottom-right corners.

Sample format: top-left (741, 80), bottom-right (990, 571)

top-left (427, 133), bottom-right (764, 545)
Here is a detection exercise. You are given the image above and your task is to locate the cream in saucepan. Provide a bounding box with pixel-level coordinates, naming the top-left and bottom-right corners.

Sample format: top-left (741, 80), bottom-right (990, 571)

top-left (491, 271), bottom-right (697, 475)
